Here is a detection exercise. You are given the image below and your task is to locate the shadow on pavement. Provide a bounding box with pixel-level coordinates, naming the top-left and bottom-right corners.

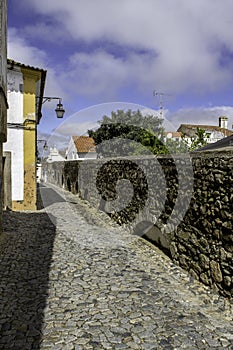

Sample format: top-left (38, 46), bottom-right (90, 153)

top-left (37, 183), bottom-right (66, 209)
top-left (0, 210), bottom-right (56, 350)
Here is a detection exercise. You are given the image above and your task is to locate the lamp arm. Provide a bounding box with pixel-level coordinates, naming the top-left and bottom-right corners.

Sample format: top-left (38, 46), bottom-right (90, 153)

top-left (36, 96), bottom-right (65, 118)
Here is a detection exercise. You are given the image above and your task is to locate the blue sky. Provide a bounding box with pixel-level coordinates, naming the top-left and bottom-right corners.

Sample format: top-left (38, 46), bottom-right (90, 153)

top-left (7, 0), bottom-right (233, 141)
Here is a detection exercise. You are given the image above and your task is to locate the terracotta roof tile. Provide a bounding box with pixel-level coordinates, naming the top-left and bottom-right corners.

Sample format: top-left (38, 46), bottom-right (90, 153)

top-left (164, 131), bottom-right (182, 138)
top-left (72, 136), bottom-right (96, 153)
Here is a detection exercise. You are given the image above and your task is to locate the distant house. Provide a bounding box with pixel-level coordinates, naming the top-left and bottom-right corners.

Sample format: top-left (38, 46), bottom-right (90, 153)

top-left (164, 131), bottom-right (182, 142)
top-left (66, 136), bottom-right (97, 160)
top-left (177, 117), bottom-right (233, 144)
top-left (46, 146), bottom-right (66, 163)
top-left (196, 134), bottom-right (233, 152)
top-left (37, 146), bottom-right (65, 182)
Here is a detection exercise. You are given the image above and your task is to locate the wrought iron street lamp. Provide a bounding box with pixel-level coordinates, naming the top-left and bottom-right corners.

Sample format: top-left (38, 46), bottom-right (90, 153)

top-left (41, 97), bottom-right (65, 118)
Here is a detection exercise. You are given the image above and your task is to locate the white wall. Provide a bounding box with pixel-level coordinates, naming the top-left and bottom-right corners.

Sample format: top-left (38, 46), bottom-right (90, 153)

top-left (3, 69), bottom-right (24, 201)
top-left (47, 147), bottom-right (65, 163)
top-left (66, 138), bottom-right (77, 160)
top-left (205, 131), bottom-right (226, 144)
top-left (78, 152), bottom-right (97, 159)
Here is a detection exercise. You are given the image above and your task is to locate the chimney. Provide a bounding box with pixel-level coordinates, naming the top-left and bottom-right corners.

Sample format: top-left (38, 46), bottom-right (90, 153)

top-left (219, 116), bottom-right (228, 129)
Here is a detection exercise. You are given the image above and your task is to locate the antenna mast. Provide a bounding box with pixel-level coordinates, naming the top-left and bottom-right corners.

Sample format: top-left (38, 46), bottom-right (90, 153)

top-left (153, 91), bottom-right (165, 120)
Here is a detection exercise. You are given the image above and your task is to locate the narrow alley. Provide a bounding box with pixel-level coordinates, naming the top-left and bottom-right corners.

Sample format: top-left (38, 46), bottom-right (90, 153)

top-left (0, 183), bottom-right (232, 350)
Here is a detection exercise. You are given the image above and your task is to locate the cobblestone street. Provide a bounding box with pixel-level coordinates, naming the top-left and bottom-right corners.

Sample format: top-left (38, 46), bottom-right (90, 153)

top-left (0, 183), bottom-right (233, 349)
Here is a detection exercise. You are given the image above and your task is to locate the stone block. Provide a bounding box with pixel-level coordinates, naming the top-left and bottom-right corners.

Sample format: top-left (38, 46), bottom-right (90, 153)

top-left (210, 260), bottom-right (223, 283)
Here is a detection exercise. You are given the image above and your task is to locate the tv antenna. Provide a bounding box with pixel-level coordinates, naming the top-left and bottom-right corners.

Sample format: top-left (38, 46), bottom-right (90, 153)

top-left (153, 91), bottom-right (172, 120)
top-left (153, 91), bottom-right (166, 119)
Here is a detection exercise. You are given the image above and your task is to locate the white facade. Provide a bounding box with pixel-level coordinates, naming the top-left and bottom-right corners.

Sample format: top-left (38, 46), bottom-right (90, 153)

top-left (204, 130), bottom-right (228, 144)
top-left (3, 69), bottom-right (24, 201)
top-left (47, 147), bottom-right (65, 163)
top-left (164, 132), bottom-right (182, 142)
top-left (219, 116), bottom-right (228, 129)
top-left (66, 136), bottom-right (97, 160)
top-left (177, 117), bottom-right (233, 146)
top-left (66, 137), bottom-right (77, 160)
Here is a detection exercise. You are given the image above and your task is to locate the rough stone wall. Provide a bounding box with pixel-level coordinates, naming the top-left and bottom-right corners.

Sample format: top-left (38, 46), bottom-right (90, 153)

top-left (171, 153), bottom-right (233, 296)
top-left (44, 151), bottom-right (233, 296)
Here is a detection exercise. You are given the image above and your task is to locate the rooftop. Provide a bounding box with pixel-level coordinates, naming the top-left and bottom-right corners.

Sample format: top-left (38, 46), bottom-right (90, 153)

top-left (177, 124), bottom-right (233, 137)
top-left (196, 135), bottom-right (233, 151)
top-left (7, 59), bottom-right (47, 74)
top-left (72, 136), bottom-right (96, 153)
top-left (164, 131), bottom-right (182, 138)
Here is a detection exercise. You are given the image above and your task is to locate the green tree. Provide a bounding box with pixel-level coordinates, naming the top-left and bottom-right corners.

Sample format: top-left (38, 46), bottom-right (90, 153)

top-left (88, 109), bottom-right (166, 157)
top-left (182, 128), bottom-right (208, 151)
top-left (164, 137), bottom-right (189, 154)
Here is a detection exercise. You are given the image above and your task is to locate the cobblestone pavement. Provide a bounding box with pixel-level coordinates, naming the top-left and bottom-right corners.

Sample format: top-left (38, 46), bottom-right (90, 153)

top-left (0, 183), bottom-right (233, 350)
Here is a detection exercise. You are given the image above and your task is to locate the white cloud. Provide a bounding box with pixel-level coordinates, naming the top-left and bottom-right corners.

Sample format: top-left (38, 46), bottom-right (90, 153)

top-left (17, 0), bottom-right (233, 97)
top-left (168, 106), bottom-right (233, 130)
top-left (8, 28), bottom-right (68, 101)
top-left (64, 51), bottom-right (128, 98)
top-left (46, 105), bottom-right (233, 141)
top-left (8, 0), bottom-right (233, 138)
top-left (8, 28), bottom-right (47, 67)
top-left (54, 121), bottom-right (99, 137)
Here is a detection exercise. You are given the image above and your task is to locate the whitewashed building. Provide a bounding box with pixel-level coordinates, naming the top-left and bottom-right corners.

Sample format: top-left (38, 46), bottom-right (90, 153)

top-left (177, 117), bottom-right (233, 144)
top-left (46, 147), bottom-right (65, 163)
top-left (66, 136), bottom-right (97, 160)
top-left (3, 60), bottom-right (46, 210)
top-left (164, 131), bottom-right (182, 142)
top-left (4, 66), bottom-right (24, 204)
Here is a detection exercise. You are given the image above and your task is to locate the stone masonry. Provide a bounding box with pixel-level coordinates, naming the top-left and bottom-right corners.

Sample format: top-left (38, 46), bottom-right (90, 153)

top-left (44, 150), bottom-right (233, 297)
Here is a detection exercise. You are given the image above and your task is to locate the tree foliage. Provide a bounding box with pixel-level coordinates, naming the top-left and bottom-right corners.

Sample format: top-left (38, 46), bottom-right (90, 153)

top-left (88, 109), bottom-right (166, 157)
top-left (88, 110), bottom-right (208, 156)
top-left (164, 138), bottom-right (189, 154)
top-left (181, 128), bottom-right (208, 151)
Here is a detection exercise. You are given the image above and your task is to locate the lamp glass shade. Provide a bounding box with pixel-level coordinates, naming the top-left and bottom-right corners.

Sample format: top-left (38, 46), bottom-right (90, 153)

top-left (55, 103), bottom-right (65, 118)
